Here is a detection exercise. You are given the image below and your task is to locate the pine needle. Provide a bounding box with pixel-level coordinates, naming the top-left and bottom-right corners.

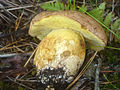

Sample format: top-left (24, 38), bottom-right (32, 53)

top-left (24, 48), bottom-right (37, 67)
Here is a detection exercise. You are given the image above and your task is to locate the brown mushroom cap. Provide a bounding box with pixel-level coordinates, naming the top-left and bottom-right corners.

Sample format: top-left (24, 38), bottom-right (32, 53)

top-left (29, 10), bottom-right (107, 51)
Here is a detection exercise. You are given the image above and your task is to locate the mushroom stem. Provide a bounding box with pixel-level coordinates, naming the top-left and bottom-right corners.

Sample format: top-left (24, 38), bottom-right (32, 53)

top-left (34, 29), bottom-right (86, 87)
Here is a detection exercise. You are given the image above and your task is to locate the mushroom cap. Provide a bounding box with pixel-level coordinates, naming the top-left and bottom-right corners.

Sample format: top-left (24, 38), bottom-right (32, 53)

top-left (34, 29), bottom-right (85, 84)
top-left (29, 10), bottom-right (107, 51)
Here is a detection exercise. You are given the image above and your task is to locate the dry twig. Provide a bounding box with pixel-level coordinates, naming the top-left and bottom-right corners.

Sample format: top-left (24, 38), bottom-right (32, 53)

top-left (7, 76), bottom-right (35, 90)
top-left (94, 56), bottom-right (102, 90)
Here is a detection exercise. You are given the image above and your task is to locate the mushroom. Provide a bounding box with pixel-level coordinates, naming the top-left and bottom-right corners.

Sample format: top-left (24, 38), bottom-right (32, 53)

top-left (29, 10), bottom-right (107, 88)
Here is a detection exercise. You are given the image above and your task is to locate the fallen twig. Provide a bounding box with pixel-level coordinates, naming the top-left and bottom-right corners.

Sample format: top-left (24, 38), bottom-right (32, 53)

top-left (0, 52), bottom-right (32, 58)
top-left (101, 80), bottom-right (120, 84)
top-left (101, 70), bottom-right (120, 73)
top-left (94, 56), bottom-right (102, 90)
top-left (0, 0), bottom-right (56, 12)
top-left (7, 76), bottom-right (35, 90)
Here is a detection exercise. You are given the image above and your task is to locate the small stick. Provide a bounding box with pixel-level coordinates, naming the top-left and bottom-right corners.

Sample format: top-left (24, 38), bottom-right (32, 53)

top-left (20, 68), bottom-right (34, 79)
top-left (0, 0), bottom-right (56, 12)
top-left (101, 80), bottom-right (120, 84)
top-left (13, 45), bottom-right (25, 53)
top-left (94, 56), bottom-right (102, 90)
top-left (0, 39), bottom-right (26, 51)
top-left (101, 70), bottom-right (120, 73)
top-left (15, 79), bottom-right (38, 83)
top-left (0, 53), bottom-right (18, 58)
top-left (7, 76), bottom-right (35, 90)
top-left (0, 52), bottom-right (32, 58)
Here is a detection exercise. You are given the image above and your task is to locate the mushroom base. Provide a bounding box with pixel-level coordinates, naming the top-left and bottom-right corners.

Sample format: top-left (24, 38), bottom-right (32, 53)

top-left (36, 67), bottom-right (75, 89)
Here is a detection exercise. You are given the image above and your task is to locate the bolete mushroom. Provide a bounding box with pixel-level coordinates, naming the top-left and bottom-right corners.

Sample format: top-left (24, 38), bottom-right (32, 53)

top-left (29, 10), bottom-right (107, 88)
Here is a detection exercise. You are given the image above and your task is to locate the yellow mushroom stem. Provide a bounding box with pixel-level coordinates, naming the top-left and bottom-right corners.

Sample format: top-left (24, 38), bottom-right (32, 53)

top-left (34, 29), bottom-right (85, 84)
